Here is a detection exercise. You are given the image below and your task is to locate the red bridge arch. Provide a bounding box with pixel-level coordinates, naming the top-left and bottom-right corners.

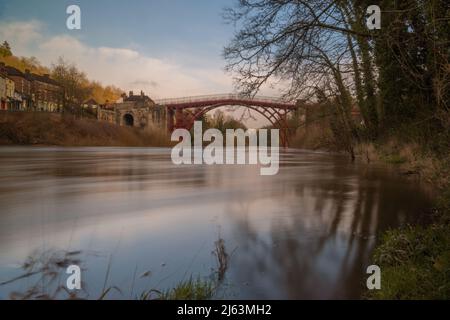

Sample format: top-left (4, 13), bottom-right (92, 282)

top-left (156, 94), bottom-right (299, 147)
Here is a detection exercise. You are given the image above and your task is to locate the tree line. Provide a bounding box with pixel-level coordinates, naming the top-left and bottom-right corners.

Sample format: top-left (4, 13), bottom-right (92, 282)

top-left (0, 43), bottom-right (124, 113)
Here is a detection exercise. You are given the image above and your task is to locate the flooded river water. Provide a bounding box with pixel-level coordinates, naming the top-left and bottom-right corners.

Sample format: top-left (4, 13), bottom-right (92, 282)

top-left (0, 147), bottom-right (431, 299)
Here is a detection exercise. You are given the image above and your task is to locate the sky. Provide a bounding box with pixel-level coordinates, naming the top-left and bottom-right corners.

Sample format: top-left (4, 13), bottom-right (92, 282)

top-left (0, 0), bottom-right (286, 126)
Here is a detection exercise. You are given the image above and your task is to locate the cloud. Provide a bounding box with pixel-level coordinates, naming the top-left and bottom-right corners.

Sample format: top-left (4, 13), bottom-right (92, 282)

top-left (0, 20), bottom-right (44, 53)
top-left (0, 20), bottom-right (286, 126)
top-left (130, 80), bottom-right (159, 88)
top-left (0, 20), bottom-right (235, 98)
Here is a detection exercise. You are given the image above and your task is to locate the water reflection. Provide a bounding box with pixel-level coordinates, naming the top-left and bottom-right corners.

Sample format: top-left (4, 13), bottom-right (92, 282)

top-left (0, 147), bottom-right (430, 299)
top-left (226, 155), bottom-right (428, 299)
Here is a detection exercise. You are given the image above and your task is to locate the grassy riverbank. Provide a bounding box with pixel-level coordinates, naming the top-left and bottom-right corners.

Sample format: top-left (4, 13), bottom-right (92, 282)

top-left (364, 146), bottom-right (450, 299)
top-left (356, 130), bottom-right (450, 299)
top-left (0, 112), bottom-right (171, 147)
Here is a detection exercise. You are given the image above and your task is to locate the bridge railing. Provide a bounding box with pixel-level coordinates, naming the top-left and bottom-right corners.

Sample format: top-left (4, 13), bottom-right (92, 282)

top-left (155, 93), bottom-right (295, 106)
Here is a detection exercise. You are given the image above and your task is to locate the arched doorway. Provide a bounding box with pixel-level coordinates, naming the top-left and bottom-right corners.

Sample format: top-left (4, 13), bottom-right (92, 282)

top-left (123, 113), bottom-right (134, 126)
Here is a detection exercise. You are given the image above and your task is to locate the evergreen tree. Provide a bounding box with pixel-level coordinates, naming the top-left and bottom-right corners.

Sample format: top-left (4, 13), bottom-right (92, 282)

top-left (0, 41), bottom-right (12, 57)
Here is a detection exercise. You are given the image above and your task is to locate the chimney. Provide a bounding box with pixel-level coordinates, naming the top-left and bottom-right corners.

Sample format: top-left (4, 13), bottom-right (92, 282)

top-left (25, 69), bottom-right (30, 74)
top-left (140, 90), bottom-right (144, 97)
top-left (129, 91), bottom-right (133, 97)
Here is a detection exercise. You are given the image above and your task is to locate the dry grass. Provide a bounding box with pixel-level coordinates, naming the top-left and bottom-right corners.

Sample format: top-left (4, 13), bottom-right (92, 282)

top-left (213, 238), bottom-right (228, 282)
top-left (0, 112), bottom-right (171, 147)
top-left (290, 122), bottom-right (336, 150)
top-left (355, 139), bottom-right (449, 189)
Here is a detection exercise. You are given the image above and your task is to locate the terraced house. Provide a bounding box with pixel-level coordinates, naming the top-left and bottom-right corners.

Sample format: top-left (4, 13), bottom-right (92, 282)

top-left (4, 65), bottom-right (32, 110)
top-left (30, 73), bottom-right (63, 112)
top-left (0, 64), bottom-right (15, 111)
top-left (0, 63), bottom-right (7, 110)
top-left (0, 62), bottom-right (63, 112)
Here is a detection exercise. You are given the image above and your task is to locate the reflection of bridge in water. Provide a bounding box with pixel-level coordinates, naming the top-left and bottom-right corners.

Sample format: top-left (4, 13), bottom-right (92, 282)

top-left (156, 94), bottom-right (300, 147)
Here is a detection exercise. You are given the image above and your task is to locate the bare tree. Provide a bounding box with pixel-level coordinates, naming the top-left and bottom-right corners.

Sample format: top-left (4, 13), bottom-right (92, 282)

top-left (223, 0), bottom-right (374, 158)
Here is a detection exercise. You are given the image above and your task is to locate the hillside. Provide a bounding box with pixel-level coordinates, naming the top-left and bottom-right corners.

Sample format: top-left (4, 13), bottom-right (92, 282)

top-left (0, 112), bottom-right (170, 147)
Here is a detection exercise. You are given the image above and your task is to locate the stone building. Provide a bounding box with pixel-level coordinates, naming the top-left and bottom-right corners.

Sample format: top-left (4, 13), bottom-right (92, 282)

top-left (98, 91), bottom-right (167, 131)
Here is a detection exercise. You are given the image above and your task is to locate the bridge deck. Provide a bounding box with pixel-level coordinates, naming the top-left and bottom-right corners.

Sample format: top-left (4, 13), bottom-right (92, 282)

top-left (155, 93), bottom-right (297, 109)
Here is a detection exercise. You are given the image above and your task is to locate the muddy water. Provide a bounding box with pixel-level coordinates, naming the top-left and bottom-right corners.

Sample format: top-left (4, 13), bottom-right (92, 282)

top-left (0, 147), bottom-right (431, 299)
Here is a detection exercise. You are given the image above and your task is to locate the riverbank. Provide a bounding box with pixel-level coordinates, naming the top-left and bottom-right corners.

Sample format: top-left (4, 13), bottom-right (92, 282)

top-left (291, 123), bottom-right (450, 299)
top-left (362, 143), bottom-right (450, 299)
top-left (0, 112), bottom-right (171, 147)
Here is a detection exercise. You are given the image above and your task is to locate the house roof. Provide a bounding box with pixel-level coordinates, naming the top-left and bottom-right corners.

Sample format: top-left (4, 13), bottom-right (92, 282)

top-left (5, 66), bottom-right (25, 77)
top-left (31, 73), bottom-right (61, 87)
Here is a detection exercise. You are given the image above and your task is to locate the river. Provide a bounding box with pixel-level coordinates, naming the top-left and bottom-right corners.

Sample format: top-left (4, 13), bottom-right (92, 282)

top-left (0, 147), bottom-right (431, 299)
